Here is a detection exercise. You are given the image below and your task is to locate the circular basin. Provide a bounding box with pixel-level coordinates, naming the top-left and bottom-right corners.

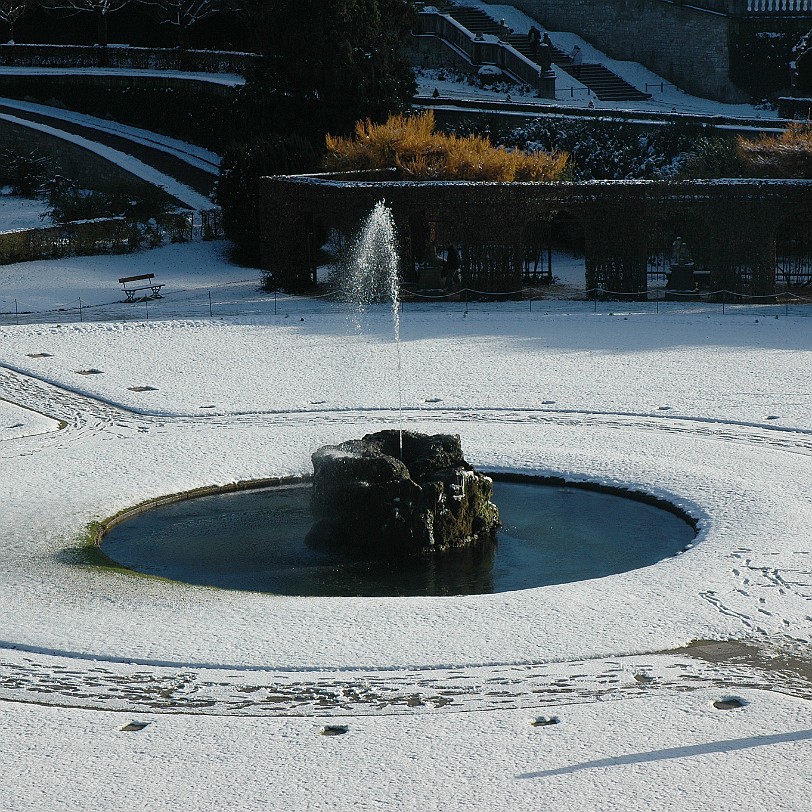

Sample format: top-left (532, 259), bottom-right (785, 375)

top-left (100, 476), bottom-right (696, 597)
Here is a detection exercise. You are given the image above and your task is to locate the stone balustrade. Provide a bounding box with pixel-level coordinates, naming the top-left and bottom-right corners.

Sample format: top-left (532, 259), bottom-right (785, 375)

top-left (415, 10), bottom-right (555, 97)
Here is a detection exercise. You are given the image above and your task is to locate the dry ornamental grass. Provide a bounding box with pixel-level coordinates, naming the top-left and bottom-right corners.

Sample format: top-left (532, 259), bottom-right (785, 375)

top-left (325, 111), bottom-right (569, 182)
top-left (737, 123), bottom-right (812, 179)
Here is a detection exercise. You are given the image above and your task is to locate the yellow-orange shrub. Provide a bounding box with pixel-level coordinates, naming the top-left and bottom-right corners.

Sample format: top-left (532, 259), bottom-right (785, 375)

top-left (737, 122), bottom-right (812, 178)
top-left (325, 110), bottom-right (569, 181)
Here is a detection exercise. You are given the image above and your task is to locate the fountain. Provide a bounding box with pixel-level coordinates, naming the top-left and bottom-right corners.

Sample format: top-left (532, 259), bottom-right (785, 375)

top-left (325, 203), bottom-right (500, 557)
top-left (97, 203), bottom-right (698, 597)
top-left (343, 201), bottom-right (403, 448)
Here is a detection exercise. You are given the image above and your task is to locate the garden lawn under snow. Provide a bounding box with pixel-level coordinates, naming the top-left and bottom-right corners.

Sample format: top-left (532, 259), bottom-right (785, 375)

top-left (0, 192), bottom-right (49, 232)
top-left (1, 240), bottom-right (810, 811)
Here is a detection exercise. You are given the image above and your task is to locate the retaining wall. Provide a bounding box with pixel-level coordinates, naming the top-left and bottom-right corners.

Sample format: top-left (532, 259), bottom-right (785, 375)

top-left (0, 117), bottom-right (165, 197)
top-left (485, 0), bottom-right (811, 101)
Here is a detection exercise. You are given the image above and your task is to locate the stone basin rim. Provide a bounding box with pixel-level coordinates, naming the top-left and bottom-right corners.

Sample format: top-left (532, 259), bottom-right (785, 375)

top-left (90, 471), bottom-right (699, 548)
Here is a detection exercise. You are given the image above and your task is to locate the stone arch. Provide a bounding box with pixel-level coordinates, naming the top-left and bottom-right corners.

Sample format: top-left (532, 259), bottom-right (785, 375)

top-left (520, 206), bottom-right (586, 286)
top-left (702, 200), bottom-right (780, 298)
top-left (582, 198), bottom-right (654, 297)
top-left (452, 203), bottom-right (524, 296)
top-left (648, 205), bottom-right (714, 292)
top-left (775, 208), bottom-right (812, 290)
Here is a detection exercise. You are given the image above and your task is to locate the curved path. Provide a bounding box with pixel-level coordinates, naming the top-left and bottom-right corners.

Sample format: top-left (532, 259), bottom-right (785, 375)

top-left (1, 363), bottom-right (810, 668)
top-left (0, 97), bottom-right (218, 209)
top-left (0, 101), bottom-right (217, 198)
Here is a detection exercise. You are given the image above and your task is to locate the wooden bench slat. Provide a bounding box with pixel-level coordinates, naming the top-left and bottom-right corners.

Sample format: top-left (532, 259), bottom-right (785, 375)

top-left (119, 273), bottom-right (155, 284)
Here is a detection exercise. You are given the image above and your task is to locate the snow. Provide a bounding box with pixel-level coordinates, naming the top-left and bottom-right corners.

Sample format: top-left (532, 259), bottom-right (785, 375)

top-left (0, 65), bottom-right (244, 87)
top-left (0, 191), bottom-right (48, 232)
top-left (0, 14), bottom-right (810, 805)
top-left (0, 97), bottom-right (221, 173)
top-left (0, 240), bottom-right (253, 313)
top-left (1, 238), bottom-right (811, 809)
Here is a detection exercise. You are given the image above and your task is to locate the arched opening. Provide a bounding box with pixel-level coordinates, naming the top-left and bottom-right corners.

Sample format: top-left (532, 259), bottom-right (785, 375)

top-left (775, 210), bottom-right (812, 291)
top-left (405, 210), bottom-right (459, 293)
top-left (462, 241), bottom-right (521, 295)
top-left (520, 209), bottom-right (585, 292)
top-left (648, 209), bottom-right (713, 297)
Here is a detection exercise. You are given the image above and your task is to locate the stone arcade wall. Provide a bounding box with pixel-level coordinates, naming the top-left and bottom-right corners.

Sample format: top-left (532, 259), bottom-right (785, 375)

top-left (259, 174), bottom-right (812, 297)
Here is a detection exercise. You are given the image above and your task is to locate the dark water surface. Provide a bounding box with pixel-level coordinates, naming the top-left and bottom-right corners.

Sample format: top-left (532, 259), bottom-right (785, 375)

top-left (101, 480), bottom-right (695, 597)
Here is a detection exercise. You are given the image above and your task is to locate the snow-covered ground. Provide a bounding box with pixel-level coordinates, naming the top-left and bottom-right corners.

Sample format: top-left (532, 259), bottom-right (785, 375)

top-left (419, 1), bottom-right (780, 120)
top-left (0, 110), bottom-right (214, 210)
top-left (0, 191), bottom-right (48, 232)
top-left (0, 65), bottom-right (244, 87)
top-left (0, 240), bottom-right (810, 810)
top-left (0, 13), bottom-right (807, 805)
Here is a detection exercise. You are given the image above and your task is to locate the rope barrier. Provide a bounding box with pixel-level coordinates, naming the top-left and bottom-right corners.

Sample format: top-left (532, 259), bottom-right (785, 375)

top-left (4, 286), bottom-right (812, 324)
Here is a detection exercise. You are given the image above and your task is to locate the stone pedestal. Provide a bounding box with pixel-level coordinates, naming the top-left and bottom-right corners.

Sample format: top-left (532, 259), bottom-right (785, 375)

top-left (307, 431), bottom-right (500, 557)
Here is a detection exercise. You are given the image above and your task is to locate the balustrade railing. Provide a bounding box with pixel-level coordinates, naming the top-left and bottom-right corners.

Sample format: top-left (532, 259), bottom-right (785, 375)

top-left (415, 10), bottom-right (554, 95)
top-left (666, 0), bottom-right (810, 13)
top-left (728, 0), bottom-right (812, 13)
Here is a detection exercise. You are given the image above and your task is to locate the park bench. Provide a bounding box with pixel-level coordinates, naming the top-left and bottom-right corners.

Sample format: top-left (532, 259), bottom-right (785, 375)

top-left (119, 273), bottom-right (165, 302)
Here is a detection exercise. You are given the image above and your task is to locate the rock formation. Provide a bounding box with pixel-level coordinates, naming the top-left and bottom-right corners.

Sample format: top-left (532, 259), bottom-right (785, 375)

top-left (307, 430), bottom-right (499, 556)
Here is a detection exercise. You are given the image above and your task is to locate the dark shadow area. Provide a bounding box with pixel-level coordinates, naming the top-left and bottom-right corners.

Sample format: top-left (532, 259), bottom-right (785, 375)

top-left (518, 729), bottom-right (812, 779)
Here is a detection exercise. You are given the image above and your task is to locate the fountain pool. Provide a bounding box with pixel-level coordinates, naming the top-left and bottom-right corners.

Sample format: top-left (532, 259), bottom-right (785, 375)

top-left (100, 477), bottom-right (696, 597)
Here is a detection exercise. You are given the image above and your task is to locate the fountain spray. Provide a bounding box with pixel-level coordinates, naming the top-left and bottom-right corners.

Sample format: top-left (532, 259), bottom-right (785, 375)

top-left (344, 201), bottom-right (403, 457)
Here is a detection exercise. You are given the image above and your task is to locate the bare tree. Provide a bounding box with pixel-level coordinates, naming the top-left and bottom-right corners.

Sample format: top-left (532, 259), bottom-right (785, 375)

top-left (0, 0), bottom-right (29, 43)
top-left (142, 0), bottom-right (225, 50)
top-left (39, 0), bottom-right (131, 47)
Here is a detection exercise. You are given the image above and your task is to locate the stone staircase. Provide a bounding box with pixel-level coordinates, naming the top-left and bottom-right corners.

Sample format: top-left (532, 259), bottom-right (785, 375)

top-left (425, 1), bottom-right (649, 102)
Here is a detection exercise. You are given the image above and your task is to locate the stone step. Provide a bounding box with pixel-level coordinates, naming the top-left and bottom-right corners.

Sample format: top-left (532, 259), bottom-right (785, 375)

top-left (504, 34), bottom-right (648, 100)
top-left (434, 1), bottom-right (649, 102)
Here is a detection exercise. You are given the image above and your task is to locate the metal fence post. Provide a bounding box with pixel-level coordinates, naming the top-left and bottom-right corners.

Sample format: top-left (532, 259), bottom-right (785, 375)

top-left (79, 297), bottom-right (83, 323)
top-left (209, 290), bottom-right (213, 317)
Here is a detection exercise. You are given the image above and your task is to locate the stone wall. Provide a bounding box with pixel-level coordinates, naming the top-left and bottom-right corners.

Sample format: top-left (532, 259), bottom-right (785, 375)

top-left (485, 0), bottom-right (743, 101)
top-left (407, 35), bottom-right (478, 74)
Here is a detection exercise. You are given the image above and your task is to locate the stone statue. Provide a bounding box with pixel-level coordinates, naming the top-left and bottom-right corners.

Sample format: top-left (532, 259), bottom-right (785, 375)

top-left (671, 236), bottom-right (693, 267)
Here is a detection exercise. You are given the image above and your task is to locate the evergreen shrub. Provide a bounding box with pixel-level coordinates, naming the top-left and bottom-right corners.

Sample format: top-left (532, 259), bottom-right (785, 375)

top-left (677, 137), bottom-right (744, 179)
top-left (0, 149), bottom-right (54, 197)
top-left (500, 119), bottom-right (715, 181)
top-left (217, 134), bottom-right (320, 263)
